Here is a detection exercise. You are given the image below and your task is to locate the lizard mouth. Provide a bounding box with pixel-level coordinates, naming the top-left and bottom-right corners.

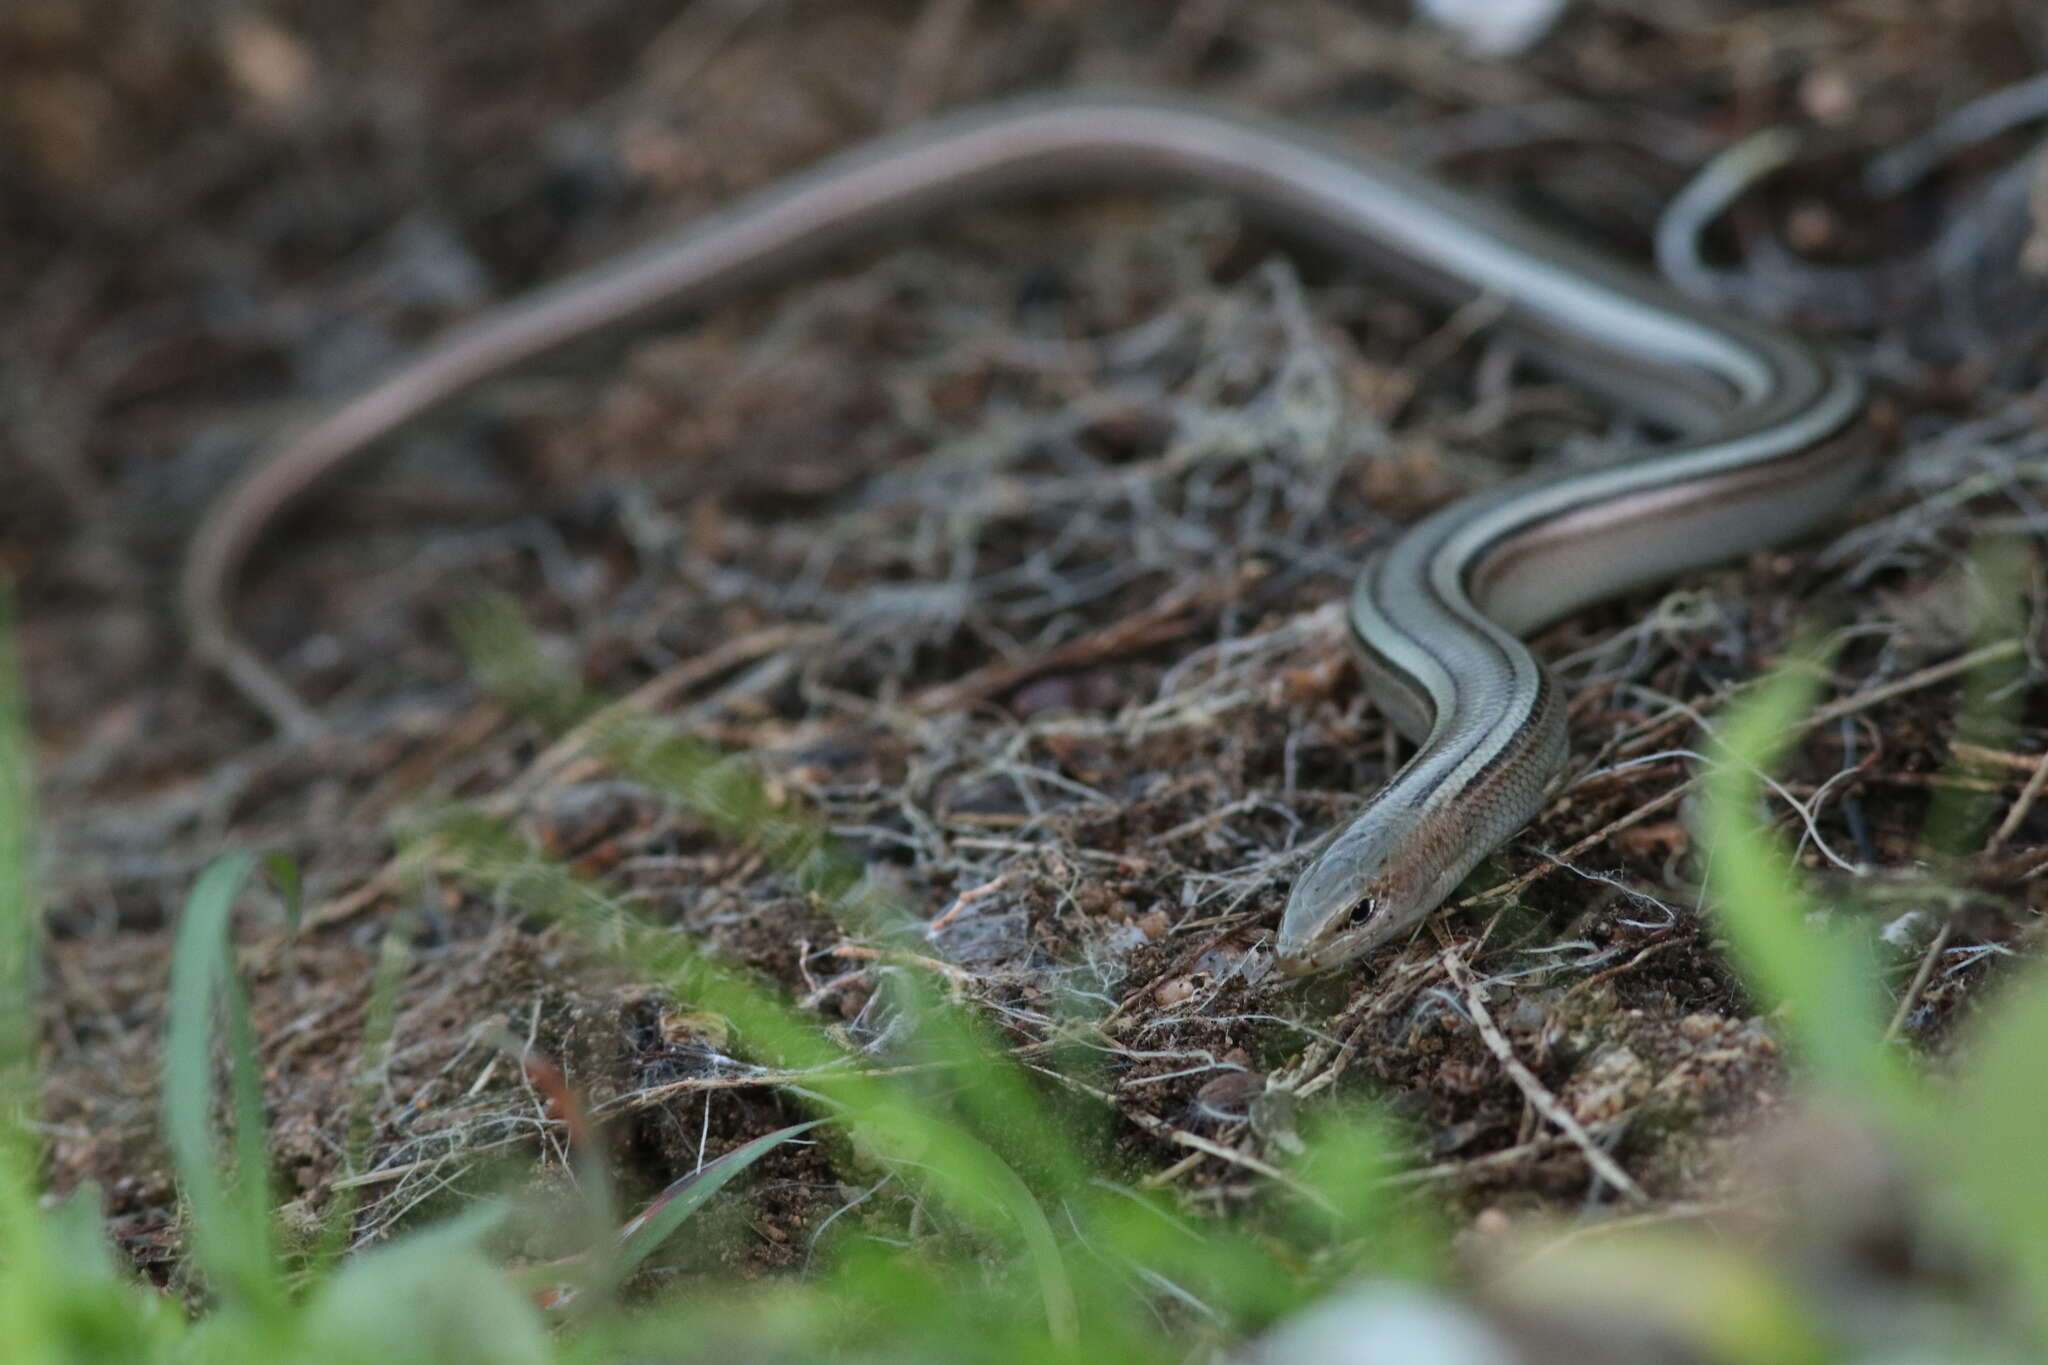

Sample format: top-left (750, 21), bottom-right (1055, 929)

top-left (1272, 909), bottom-right (1387, 978)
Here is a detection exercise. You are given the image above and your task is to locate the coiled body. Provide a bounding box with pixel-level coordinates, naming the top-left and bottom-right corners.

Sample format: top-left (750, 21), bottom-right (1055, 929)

top-left (180, 93), bottom-right (1868, 973)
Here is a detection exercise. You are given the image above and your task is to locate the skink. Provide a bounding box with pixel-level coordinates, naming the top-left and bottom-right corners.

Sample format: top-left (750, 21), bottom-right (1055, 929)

top-left (180, 92), bottom-right (1869, 975)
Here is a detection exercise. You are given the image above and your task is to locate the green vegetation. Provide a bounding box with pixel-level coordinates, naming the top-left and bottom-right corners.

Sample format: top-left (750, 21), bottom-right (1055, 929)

top-left (2, 601), bottom-right (2045, 1362)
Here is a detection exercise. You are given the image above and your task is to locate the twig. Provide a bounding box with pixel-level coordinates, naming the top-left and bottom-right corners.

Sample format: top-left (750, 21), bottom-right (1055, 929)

top-left (1526, 1199), bottom-right (1747, 1254)
top-left (1032, 1065), bottom-right (1337, 1216)
top-left (926, 871), bottom-right (1013, 936)
top-left (1987, 745), bottom-right (2048, 853)
top-left (1803, 639), bottom-right (2022, 730)
top-left (1383, 1111), bottom-right (1636, 1187)
top-left (1953, 741), bottom-right (2047, 773)
top-left (1884, 919), bottom-right (1955, 1044)
top-left (1138, 1149), bottom-right (1209, 1190)
top-left (1558, 936), bottom-right (1685, 1003)
top-left (596, 1061), bottom-right (953, 1115)
top-left (827, 942), bottom-right (980, 996)
top-left (1442, 950), bottom-right (1648, 1205)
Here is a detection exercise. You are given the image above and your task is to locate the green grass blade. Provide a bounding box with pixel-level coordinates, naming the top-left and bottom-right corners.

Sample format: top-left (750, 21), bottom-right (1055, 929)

top-left (450, 593), bottom-right (594, 733)
top-left (1921, 539), bottom-right (2028, 859)
top-left (309, 911), bottom-right (414, 1277)
top-left (0, 1121), bottom-right (53, 1364)
top-left (424, 810), bottom-right (1090, 1341)
top-left (611, 1119), bottom-right (824, 1279)
top-left (264, 852), bottom-right (306, 939)
top-left (1697, 659), bottom-right (1909, 1110)
top-left (222, 952), bottom-right (271, 1256)
top-left (163, 852), bottom-right (283, 1311)
top-left (0, 593), bottom-right (38, 1161)
top-left (298, 1204), bottom-right (548, 1365)
top-left (1924, 963), bottom-right (2048, 1338)
top-left (460, 603), bottom-right (1094, 1191)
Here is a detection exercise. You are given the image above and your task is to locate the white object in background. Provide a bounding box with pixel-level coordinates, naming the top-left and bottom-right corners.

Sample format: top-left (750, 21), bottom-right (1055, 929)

top-left (1251, 1283), bottom-right (1523, 1365)
top-left (1415, 0), bottom-right (1569, 55)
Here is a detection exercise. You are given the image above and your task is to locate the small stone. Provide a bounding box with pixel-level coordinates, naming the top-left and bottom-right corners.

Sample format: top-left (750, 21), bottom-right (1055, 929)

top-left (1678, 1012), bottom-right (1723, 1043)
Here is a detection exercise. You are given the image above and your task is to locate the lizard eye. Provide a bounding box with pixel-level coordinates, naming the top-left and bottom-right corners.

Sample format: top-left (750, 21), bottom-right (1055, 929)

top-left (1273, 895), bottom-right (1375, 976)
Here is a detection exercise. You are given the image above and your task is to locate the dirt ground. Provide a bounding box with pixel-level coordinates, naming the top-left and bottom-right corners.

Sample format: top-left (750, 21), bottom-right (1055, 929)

top-left (8, 0), bottom-right (2047, 1285)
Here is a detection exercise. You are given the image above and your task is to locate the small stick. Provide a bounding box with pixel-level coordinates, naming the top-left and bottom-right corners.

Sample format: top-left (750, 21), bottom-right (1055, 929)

top-left (1988, 749), bottom-right (2048, 853)
top-left (1032, 1066), bottom-right (1337, 1215)
top-left (1442, 950), bottom-right (1648, 1205)
top-left (1884, 920), bottom-right (1954, 1044)
top-left (1802, 639), bottom-right (2021, 730)
top-left (1383, 1111), bottom-right (1636, 1187)
top-left (826, 942), bottom-right (980, 996)
top-left (925, 872), bottom-right (1013, 936)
